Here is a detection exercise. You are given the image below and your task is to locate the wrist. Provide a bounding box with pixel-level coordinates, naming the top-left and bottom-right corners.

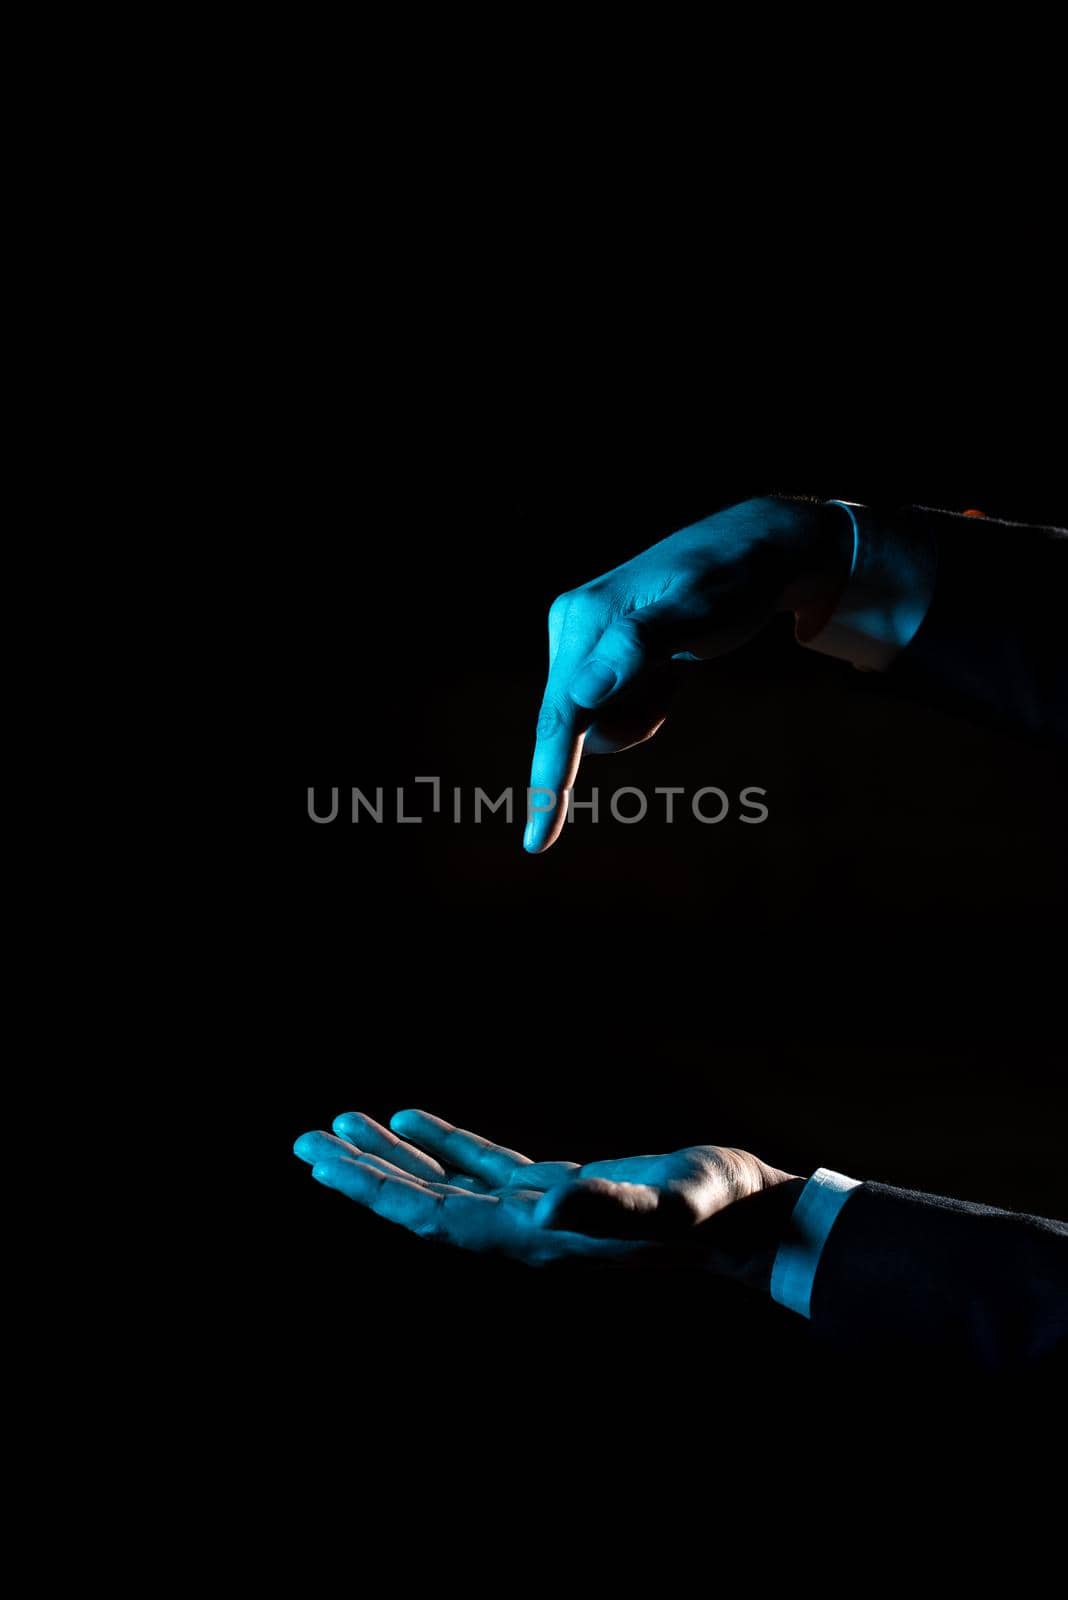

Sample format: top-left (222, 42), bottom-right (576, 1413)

top-left (765, 497), bottom-right (855, 625)
top-left (701, 1173), bottom-right (807, 1294)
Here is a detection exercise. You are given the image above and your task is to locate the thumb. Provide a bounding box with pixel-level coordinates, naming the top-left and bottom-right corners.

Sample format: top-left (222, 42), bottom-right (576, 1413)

top-left (568, 599), bottom-right (691, 711)
top-left (535, 1177), bottom-right (664, 1239)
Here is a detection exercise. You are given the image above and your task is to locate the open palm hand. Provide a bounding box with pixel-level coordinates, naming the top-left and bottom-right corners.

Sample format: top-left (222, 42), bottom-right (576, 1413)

top-left (294, 1109), bottom-right (792, 1269)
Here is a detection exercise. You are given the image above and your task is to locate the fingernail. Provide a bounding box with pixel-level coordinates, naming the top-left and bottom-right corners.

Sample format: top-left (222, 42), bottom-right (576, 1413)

top-left (570, 660), bottom-right (618, 708)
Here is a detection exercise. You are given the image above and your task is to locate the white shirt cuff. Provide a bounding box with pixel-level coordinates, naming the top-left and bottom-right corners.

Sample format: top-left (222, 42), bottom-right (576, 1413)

top-left (770, 1167), bottom-right (862, 1319)
top-left (797, 501), bottom-right (937, 672)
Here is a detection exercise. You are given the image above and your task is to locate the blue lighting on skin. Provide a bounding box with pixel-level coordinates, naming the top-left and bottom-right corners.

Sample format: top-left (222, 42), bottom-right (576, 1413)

top-left (521, 496), bottom-right (849, 852)
top-left (293, 1109), bottom-right (782, 1268)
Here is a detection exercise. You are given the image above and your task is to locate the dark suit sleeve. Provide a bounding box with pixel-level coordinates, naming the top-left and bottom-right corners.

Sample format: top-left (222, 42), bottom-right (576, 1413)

top-left (808, 1180), bottom-right (1068, 1373)
top-left (883, 508), bottom-right (1068, 742)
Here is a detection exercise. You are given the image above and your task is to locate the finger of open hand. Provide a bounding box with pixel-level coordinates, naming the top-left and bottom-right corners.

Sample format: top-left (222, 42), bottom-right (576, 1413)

top-left (296, 1133), bottom-right (480, 1193)
top-left (331, 1111), bottom-right (448, 1179)
top-left (311, 1157), bottom-right (495, 1231)
top-left (390, 1109), bottom-right (533, 1185)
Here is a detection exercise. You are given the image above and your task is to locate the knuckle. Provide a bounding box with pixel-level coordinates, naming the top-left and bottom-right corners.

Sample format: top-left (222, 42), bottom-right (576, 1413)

top-left (550, 586), bottom-right (599, 624)
top-left (535, 699), bottom-right (564, 739)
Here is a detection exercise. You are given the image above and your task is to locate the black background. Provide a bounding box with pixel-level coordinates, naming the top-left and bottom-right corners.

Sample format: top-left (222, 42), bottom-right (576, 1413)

top-left (226, 342), bottom-right (1065, 1439)
top-left (155, 41), bottom-right (1068, 1538)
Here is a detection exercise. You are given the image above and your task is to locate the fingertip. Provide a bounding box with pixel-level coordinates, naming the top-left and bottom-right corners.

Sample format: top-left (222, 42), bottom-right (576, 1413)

top-left (293, 1132), bottom-right (320, 1163)
top-left (523, 822), bottom-right (554, 854)
top-left (311, 1161), bottom-right (343, 1186)
top-left (332, 1112), bottom-right (359, 1135)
